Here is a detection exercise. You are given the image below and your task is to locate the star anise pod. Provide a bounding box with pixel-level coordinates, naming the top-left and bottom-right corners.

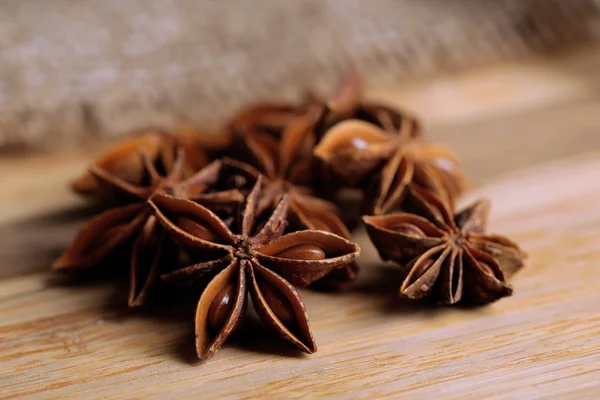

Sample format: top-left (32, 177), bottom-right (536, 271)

top-left (314, 119), bottom-right (469, 214)
top-left (149, 177), bottom-right (360, 359)
top-left (72, 127), bottom-right (211, 203)
top-left (363, 186), bottom-right (526, 305)
top-left (53, 147), bottom-right (243, 307)
top-left (311, 74), bottom-right (425, 188)
top-left (227, 111), bottom-right (360, 287)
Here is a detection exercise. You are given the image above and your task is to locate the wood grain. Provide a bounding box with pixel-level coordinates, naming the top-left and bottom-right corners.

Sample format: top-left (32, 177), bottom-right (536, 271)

top-left (2, 50), bottom-right (600, 399)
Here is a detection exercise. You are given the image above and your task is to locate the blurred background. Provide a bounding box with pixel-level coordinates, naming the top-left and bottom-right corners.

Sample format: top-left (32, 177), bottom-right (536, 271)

top-left (1, 0), bottom-right (600, 154)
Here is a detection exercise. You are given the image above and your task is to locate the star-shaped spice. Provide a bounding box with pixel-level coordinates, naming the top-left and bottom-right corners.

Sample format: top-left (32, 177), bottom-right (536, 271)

top-left (228, 110), bottom-right (360, 287)
top-left (314, 119), bottom-right (469, 214)
top-left (310, 74), bottom-right (428, 190)
top-left (53, 147), bottom-right (243, 307)
top-left (363, 186), bottom-right (526, 305)
top-left (149, 177), bottom-right (360, 359)
top-left (72, 128), bottom-right (211, 204)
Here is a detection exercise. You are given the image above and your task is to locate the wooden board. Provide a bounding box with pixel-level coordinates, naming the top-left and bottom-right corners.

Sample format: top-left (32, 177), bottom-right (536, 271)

top-left (2, 48), bottom-right (600, 399)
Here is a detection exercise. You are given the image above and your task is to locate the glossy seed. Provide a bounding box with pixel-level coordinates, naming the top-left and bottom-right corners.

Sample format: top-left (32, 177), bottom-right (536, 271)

top-left (261, 283), bottom-right (295, 325)
top-left (177, 217), bottom-right (217, 242)
top-left (207, 284), bottom-right (235, 333)
top-left (275, 244), bottom-right (326, 260)
top-left (388, 222), bottom-right (426, 238)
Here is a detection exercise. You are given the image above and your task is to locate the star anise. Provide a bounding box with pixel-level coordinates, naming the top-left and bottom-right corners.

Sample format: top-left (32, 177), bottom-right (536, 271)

top-left (363, 186), bottom-right (526, 305)
top-left (227, 110), bottom-right (360, 287)
top-left (148, 177), bottom-right (360, 359)
top-left (72, 128), bottom-right (211, 203)
top-left (314, 119), bottom-right (469, 214)
top-left (53, 147), bottom-right (243, 307)
top-left (311, 74), bottom-right (426, 189)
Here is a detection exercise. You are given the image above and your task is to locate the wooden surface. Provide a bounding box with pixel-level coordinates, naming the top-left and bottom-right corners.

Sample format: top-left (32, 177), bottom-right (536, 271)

top-left (2, 47), bottom-right (600, 399)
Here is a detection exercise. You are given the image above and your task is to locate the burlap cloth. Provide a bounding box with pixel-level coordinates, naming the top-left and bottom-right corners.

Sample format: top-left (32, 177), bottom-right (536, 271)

top-left (1, 0), bottom-right (599, 151)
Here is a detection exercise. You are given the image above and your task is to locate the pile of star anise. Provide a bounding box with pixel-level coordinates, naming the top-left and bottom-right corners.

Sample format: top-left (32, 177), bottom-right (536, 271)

top-left (54, 75), bottom-right (526, 360)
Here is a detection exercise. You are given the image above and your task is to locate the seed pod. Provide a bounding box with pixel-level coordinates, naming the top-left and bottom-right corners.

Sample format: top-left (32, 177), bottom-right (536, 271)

top-left (52, 203), bottom-right (147, 270)
top-left (407, 258), bottom-right (436, 285)
top-left (388, 222), bottom-right (426, 239)
top-left (207, 284), bottom-right (236, 333)
top-left (194, 262), bottom-right (245, 360)
top-left (177, 216), bottom-right (218, 242)
top-left (313, 120), bottom-right (395, 186)
top-left (363, 214), bottom-right (445, 262)
top-left (249, 262), bottom-right (316, 354)
top-left (260, 282), bottom-right (295, 324)
top-left (401, 245), bottom-right (450, 299)
top-left (256, 230), bottom-right (360, 287)
top-left (275, 244), bottom-right (326, 261)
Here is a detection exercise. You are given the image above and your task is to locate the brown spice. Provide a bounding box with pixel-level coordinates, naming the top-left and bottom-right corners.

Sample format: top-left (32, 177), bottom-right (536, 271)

top-left (149, 177), bottom-right (360, 359)
top-left (314, 118), bottom-right (469, 215)
top-left (54, 147), bottom-right (243, 307)
top-left (50, 73), bottom-right (530, 362)
top-left (363, 186), bottom-right (526, 304)
top-left (71, 128), bottom-right (212, 203)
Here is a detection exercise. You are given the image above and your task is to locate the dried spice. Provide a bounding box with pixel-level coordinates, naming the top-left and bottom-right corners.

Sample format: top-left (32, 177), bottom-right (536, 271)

top-left (48, 73), bottom-right (531, 363)
top-left (363, 186), bottom-right (526, 304)
top-left (363, 140), bottom-right (468, 215)
top-left (149, 177), bottom-right (360, 359)
top-left (313, 117), bottom-right (418, 186)
top-left (312, 78), bottom-right (424, 188)
top-left (72, 128), bottom-right (212, 203)
top-left (54, 147), bottom-right (243, 307)
top-left (314, 118), bottom-right (468, 214)
top-left (227, 111), bottom-right (360, 287)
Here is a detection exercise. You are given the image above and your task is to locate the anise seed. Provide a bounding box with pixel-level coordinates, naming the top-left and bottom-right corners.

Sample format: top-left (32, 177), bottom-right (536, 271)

top-left (275, 244), bottom-right (326, 260)
top-left (389, 222), bottom-right (426, 238)
top-left (177, 216), bottom-right (217, 242)
top-left (261, 283), bottom-right (295, 324)
top-left (207, 284), bottom-right (235, 333)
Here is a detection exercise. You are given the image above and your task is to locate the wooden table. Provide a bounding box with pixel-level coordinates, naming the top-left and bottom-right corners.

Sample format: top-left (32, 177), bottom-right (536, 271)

top-left (2, 46), bottom-right (600, 399)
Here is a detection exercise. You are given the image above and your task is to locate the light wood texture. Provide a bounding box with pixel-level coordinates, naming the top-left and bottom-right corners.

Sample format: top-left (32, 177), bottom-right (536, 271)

top-left (2, 48), bottom-right (600, 399)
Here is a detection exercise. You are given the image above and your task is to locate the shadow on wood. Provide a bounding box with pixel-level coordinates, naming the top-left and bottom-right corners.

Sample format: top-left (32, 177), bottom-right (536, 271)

top-left (0, 204), bottom-right (105, 279)
top-left (352, 264), bottom-right (451, 317)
